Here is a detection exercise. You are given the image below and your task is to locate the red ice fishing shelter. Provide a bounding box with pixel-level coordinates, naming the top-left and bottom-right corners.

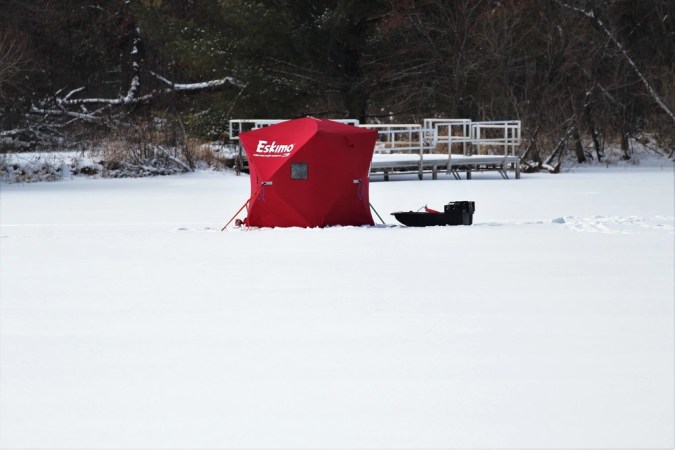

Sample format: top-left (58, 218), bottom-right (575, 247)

top-left (238, 118), bottom-right (377, 228)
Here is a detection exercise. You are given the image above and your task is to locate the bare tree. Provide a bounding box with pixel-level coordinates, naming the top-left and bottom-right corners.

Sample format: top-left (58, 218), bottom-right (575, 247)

top-left (0, 29), bottom-right (29, 98)
top-left (553, 0), bottom-right (675, 124)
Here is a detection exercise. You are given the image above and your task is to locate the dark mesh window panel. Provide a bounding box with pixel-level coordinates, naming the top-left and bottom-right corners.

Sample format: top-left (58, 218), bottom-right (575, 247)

top-left (291, 162), bottom-right (308, 180)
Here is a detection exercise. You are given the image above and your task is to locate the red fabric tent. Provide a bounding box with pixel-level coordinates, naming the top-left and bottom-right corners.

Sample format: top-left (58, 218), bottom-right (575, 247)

top-left (239, 118), bottom-right (377, 228)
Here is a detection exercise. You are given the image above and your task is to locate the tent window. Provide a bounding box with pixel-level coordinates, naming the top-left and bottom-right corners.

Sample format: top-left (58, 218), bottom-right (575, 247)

top-left (291, 162), bottom-right (308, 180)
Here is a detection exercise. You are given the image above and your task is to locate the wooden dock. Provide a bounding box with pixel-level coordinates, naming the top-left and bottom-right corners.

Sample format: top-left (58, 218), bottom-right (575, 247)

top-left (370, 154), bottom-right (521, 180)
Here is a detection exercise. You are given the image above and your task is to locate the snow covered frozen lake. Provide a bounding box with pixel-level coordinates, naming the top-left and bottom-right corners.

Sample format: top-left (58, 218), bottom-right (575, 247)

top-left (1, 161), bottom-right (673, 447)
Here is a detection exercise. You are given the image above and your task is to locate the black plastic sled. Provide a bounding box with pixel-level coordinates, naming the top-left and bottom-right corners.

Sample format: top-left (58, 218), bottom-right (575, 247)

top-left (391, 201), bottom-right (475, 227)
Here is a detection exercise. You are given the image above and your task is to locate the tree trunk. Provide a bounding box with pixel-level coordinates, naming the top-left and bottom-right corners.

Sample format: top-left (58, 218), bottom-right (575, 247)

top-left (545, 125), bottom-right (574, 167)
top-left (583, 89), bottom-right (604, 161)
top-left (572, 126), bottom-right (587, 163)
top-left (342, 16), bottom-right (368, 122)
top-left (568, 89), bottom-right (587, 163)
top-left (520, 124), bottom-right (540, 163)
top-left (621, 131), bottom-right (631, 160)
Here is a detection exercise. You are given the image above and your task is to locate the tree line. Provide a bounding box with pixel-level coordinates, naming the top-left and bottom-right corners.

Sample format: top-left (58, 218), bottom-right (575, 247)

top-left (1, 0), bottom-right (673, 167)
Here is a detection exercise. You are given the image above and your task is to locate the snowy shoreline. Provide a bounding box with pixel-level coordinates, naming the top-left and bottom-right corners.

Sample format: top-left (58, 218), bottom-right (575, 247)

top-left (1, 139), bottom-right (672, 184)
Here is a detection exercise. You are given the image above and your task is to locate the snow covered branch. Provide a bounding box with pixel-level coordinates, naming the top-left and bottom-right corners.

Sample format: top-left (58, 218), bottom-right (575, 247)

top-left (149, 71), bottom-right (242, 91)
top-left (53, 73), bottom-right (240, 109)
top-left (0, 128), bottom-right (24, 137)
top-left (31, 106), bottom-right (103, 123)
top-left (123, 27), bottom-right (142, 104)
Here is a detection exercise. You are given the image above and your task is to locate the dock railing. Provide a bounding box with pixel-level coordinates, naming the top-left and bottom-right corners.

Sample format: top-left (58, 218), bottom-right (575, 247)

top-left (425, 119), bottom-right (473, 155)
top-left (358, 123), bottom-right (436, 154)
top-left (469, 120), bottom-right (521, 156)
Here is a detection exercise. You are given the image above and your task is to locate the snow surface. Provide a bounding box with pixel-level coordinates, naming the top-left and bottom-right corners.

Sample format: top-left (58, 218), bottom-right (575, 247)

top-left (1, 161), bottom-right (673, 448)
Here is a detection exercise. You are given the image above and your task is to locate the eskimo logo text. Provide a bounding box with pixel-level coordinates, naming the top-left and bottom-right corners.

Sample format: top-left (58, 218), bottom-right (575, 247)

top-left (255, 140), bottom-right (294, 156)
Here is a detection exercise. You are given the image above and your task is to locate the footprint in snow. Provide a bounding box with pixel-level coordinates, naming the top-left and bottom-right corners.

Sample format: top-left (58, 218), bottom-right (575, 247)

top-left (559, 215), bottom-right (674, 234)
